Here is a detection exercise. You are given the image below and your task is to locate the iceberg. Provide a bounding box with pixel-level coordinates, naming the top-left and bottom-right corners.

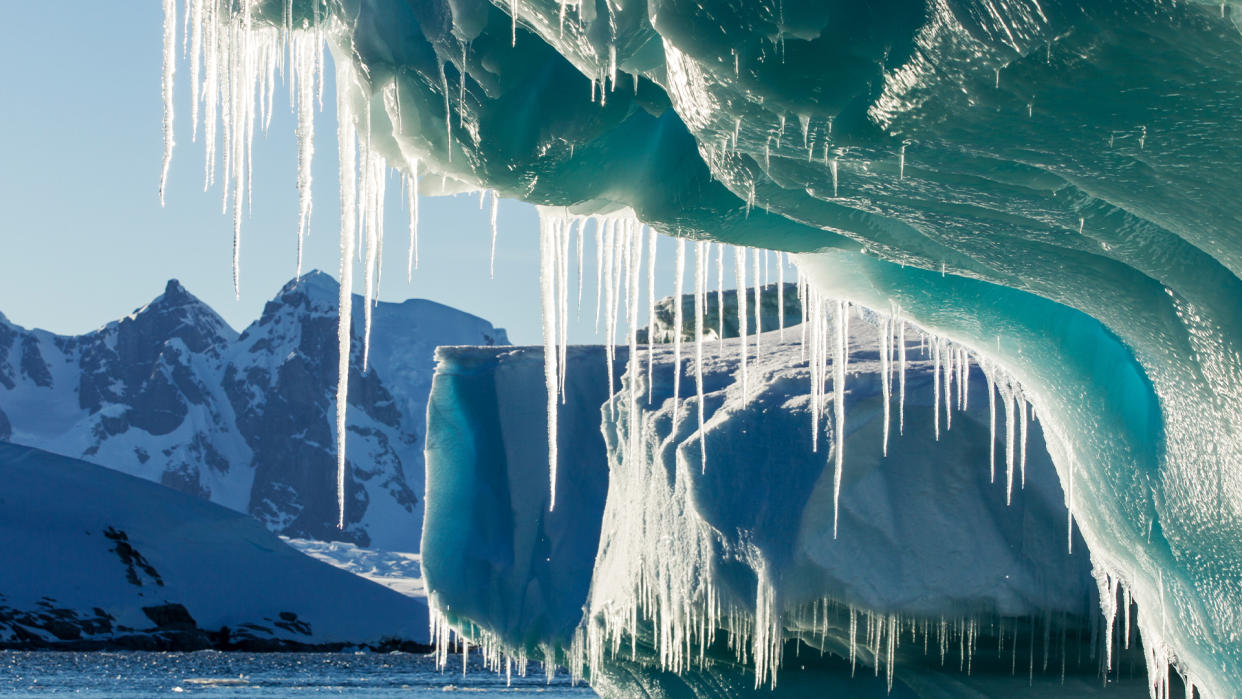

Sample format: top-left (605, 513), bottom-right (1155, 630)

top-left (162, 1), bottom-right (1242, 695)
top-left (424, 325), bottom-right (1154, 695)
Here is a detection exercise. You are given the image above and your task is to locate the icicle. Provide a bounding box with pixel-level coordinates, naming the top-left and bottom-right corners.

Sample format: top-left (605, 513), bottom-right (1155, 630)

top-left (558, 218), bottom-right (571, 398)
top-left (295, 35), bottom-right (317, 279)
top-left (898, 318), bottom-right (907, 435)
top-left (932, 341), bottom-right (941, 441)
top-left (1019, 397), bottom-right (1029, 489)
top-left (752, 251), bottom-right (762, 358)
top-left (578, 223), bottom-right (586, 314)
top-left (960, 349), bottom-right (970, 411)
top-left (988, 372), bottom-right (997, 483)
top-left (832, 300), bottom-right (846, 538)
top-left (647, 228), bottom-right (657, 403)
top-left (1005, 387), bottom-right (1016, 505)
top-left (604, 220), bottom-right (619, 418)
top-left (898, 144), bottom-right (906, 180)
top-left (510, 0), bottom-right (518, 45)
top-left (880, 318), bottom-right (890, 456)
top-left (735, 247), bottom-right (749, 400)
top-left (777, 256), bottom-right (785, 339)
top-left (672, 239), bottom-right (686, 432)
top-left (942, 340), bottom-right (953, 431)
top-left (830, 159), bottom-right (839, 197)
top-left (627, 224), bottom-right (643, 463)
top-left (695, 241), bottom-right (707, 471)
top-left (407, 161), bottom-right (420, 277)
top-left (809, 287), bottom-right (822, 453)
top-left (160, 0), bottom-right (177, 207)
top-left (716, 243), bottom-right (726, 347)
top-left (489, 190), bottom-right (500, 278)
top-left (539, 209), bottom-right (560, 511)
top-left (594, 221), bottom-right (604, 331)
top-left (335, 90), bottom-right (357, 530)
top-left (440, 63), bottom-right (453, 159)
top-left (1067, 453), bottom-right (1075, 554)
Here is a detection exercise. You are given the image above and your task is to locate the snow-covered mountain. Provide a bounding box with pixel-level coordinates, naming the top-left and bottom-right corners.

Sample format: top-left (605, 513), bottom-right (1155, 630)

top-left (0, 271), bottom-right (506, 551)
top-left (0, 441), bottom-right (428, 649)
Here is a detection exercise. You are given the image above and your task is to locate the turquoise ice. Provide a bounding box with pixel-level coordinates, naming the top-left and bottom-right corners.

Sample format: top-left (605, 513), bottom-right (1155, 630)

top-left (163, 1), bottom-right (1242, 696)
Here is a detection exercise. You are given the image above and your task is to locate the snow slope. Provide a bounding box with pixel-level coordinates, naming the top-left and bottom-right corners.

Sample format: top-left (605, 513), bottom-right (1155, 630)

top-left (0, 271), bottom-right (506, 550)
top-left (423, 322), bottom-right (1160, 695)
top-left (0, 441), bottom-right (428, 647)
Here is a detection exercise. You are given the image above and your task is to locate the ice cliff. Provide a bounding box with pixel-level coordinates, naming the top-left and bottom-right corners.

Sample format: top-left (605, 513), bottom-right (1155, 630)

top-left (163, 0), bottom-right (1242, 695)
top-left (425, 323), bottom-right (1164, 696)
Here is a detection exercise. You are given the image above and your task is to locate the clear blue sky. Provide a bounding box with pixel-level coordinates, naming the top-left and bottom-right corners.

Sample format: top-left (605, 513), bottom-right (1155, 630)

top-left (0, 4), bottom-right (752, 345)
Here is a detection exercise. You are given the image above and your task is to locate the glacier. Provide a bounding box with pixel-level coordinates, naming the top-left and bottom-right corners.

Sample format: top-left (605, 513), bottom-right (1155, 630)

top-left (161, 0), bottom-right (1242, 696)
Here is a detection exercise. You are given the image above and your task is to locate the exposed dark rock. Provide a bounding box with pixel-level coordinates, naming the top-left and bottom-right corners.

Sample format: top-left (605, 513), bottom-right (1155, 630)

top-left (103, 527), bottom-right (164, 587)
top-left (19, 336), bottom-right (52, 388)
top-left (141, 603), bottom-right (198, 631)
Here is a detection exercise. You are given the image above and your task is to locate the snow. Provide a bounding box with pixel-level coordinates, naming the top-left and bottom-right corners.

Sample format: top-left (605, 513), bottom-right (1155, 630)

top-left (0, 442), bottom-right (427, 645)
top-left (282, 537), bottom-right (424, 600)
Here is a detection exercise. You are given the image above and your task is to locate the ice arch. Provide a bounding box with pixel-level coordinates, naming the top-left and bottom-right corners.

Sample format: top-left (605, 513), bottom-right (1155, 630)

top-left (165, 0), bottom-right (1242, 695)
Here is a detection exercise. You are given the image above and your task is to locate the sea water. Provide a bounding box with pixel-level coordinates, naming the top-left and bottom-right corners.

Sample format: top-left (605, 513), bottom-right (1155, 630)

top-left (0, 651), bottom-right (594, 697)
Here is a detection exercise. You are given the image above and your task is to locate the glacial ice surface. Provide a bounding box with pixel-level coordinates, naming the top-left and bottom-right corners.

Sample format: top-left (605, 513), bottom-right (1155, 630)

top-left (164, 0), bottom-right (1242, 695)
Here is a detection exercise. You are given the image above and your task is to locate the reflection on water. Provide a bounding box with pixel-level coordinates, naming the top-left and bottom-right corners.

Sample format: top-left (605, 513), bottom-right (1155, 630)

top-left (0, 650), bottom-right (596, 697)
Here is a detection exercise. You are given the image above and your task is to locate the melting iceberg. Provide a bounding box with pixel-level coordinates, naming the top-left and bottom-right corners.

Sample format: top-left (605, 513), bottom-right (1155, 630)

top-left (162, 0), bottom-right (1242, 695)
top-left (424, 326), bottom-right (1156, 696)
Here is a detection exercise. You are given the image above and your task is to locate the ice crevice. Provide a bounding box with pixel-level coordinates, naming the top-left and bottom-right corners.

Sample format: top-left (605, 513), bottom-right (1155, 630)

top-left (161, 1), bottom-right (1242, 696)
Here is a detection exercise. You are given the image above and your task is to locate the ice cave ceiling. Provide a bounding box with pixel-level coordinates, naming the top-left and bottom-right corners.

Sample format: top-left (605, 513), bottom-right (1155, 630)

top-left (165, 0), bottom-right (1242, 696)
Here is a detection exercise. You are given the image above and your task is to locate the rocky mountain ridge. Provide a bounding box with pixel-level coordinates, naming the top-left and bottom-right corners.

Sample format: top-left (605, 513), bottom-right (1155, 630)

top-left (0, 271), bottom-right (506, 550)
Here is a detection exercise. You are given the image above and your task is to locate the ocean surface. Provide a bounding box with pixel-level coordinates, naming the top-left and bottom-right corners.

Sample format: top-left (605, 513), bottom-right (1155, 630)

top-left (0, 651), bottom-right (596, 697)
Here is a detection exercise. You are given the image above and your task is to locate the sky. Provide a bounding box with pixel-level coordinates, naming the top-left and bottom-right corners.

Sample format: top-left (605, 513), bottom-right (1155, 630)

top-left (0, 4), bottom-right (760, 346)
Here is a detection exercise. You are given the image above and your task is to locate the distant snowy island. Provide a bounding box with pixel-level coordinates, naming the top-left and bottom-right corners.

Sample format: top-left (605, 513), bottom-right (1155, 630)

top-left (0, 273), bottom-right (512, 651)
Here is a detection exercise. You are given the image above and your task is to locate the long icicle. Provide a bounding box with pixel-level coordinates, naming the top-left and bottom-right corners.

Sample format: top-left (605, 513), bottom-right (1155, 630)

top-left (647, 227), bottom-right (657, 403)
top-left (295, 35), bottom-right (316, 278)
top-left (335, 90), bottom-right (358, 530)
top-left (407, 161), bottom-right (420, 277)
top-left (880, 317), bottom-right (891, 457)
top-left (489, 190), bottom-right (500, 278)
top-left (898, 314), bottom-right (907, 435)
top-left (777, 257), bottom-right (785, 340)
top-left (672, 239), bottom-right (686, 433)
top-left (735, 246), bottom-right (748, 400)
top-left (628, 223), bottom-right (644, 462)
top-left (160, 0), bottom-right (177, 207)
top-left (832, 300), bottom-right (847, 538)
top-left (716, 243), bottom-right (725, 348)
top-left (695, 241), bottom-right (707, 471)
top-left (539, 209), bottom-right (560, 511)
top-left (753, 250), bottom-right (762, 359)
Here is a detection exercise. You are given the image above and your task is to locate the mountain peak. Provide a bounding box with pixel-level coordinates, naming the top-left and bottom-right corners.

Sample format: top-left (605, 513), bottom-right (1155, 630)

top-left (139, 279), bottom-right (215, 321)
top-left (112, 279), bottom-right (237, 350)
top-left (269, 271), bottom-right (344, 316)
